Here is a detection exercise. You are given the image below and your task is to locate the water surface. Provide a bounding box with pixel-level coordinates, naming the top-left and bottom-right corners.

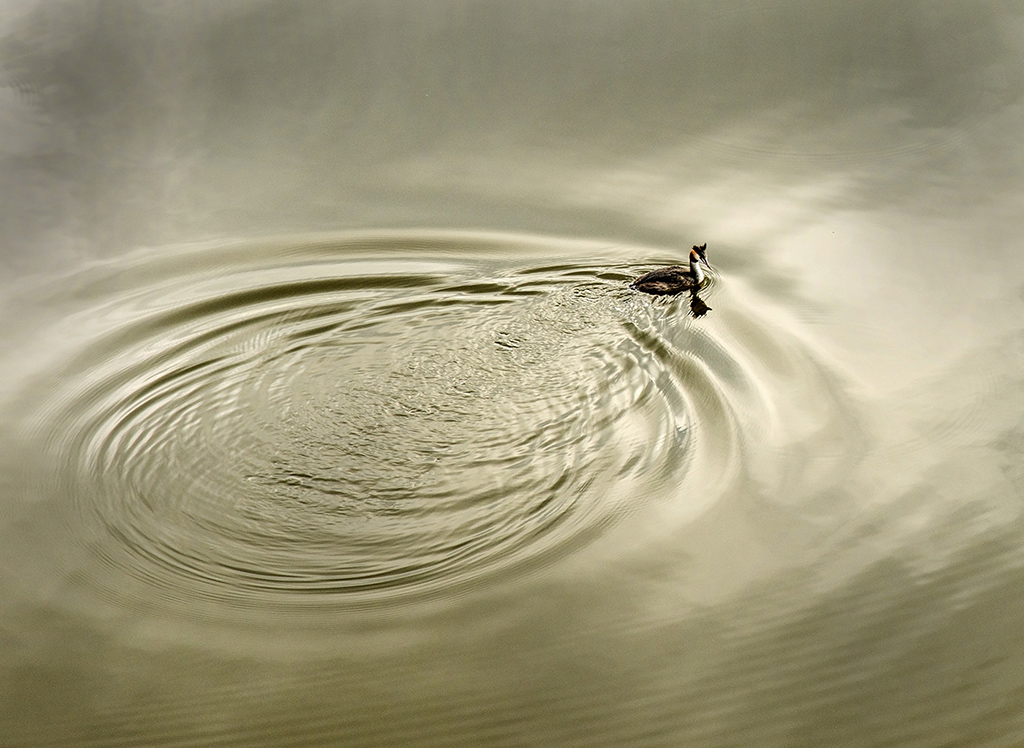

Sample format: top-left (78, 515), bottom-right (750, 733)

top-left (3, 2), bottom-right (1024, 746)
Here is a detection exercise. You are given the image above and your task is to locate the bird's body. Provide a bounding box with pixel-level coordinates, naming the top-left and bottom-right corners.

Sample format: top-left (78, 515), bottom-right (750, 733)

top-left (629, 265), bottom-right (701, 295)
top-left (630, 244), bottom-right (709, 296)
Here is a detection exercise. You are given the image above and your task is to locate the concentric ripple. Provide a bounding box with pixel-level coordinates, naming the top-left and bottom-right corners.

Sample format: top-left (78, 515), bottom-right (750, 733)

top-left (0, 231), bottom-right (858, 624)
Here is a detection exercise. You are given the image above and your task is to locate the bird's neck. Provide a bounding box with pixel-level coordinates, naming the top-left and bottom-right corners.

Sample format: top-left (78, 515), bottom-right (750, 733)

top-left (690, 257), bottom-right (705, 284)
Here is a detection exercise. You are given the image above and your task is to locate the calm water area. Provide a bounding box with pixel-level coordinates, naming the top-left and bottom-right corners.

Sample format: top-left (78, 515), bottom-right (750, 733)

top-left (2, 2), bottom-right (1024, 746)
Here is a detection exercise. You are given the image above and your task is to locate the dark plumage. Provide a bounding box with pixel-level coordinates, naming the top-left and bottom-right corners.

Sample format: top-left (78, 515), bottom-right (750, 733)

top-left (630, 244), bottom-right (709, 296)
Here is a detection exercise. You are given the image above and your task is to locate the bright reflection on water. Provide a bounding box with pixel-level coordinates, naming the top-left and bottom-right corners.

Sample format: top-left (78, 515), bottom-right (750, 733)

top-left (2, 2), bottom-right (1024, 747)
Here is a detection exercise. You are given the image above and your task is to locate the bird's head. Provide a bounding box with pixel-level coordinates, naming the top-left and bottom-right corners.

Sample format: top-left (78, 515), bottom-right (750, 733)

top-left (690, 243), bottom-right (709, 267)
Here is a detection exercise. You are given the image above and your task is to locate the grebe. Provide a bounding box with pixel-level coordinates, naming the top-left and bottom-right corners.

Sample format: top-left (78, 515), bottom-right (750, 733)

top-left (630, 244), bottom-right (710, 295)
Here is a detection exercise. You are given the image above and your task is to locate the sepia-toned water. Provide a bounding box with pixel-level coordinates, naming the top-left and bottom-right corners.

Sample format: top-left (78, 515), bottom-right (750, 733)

top-left (3, 2), bottom-right (1024, 746)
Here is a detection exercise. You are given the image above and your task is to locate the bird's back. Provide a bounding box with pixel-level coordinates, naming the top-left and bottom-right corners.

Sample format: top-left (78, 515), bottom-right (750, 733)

top-left (630, 266), bottom-right (697, 295)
